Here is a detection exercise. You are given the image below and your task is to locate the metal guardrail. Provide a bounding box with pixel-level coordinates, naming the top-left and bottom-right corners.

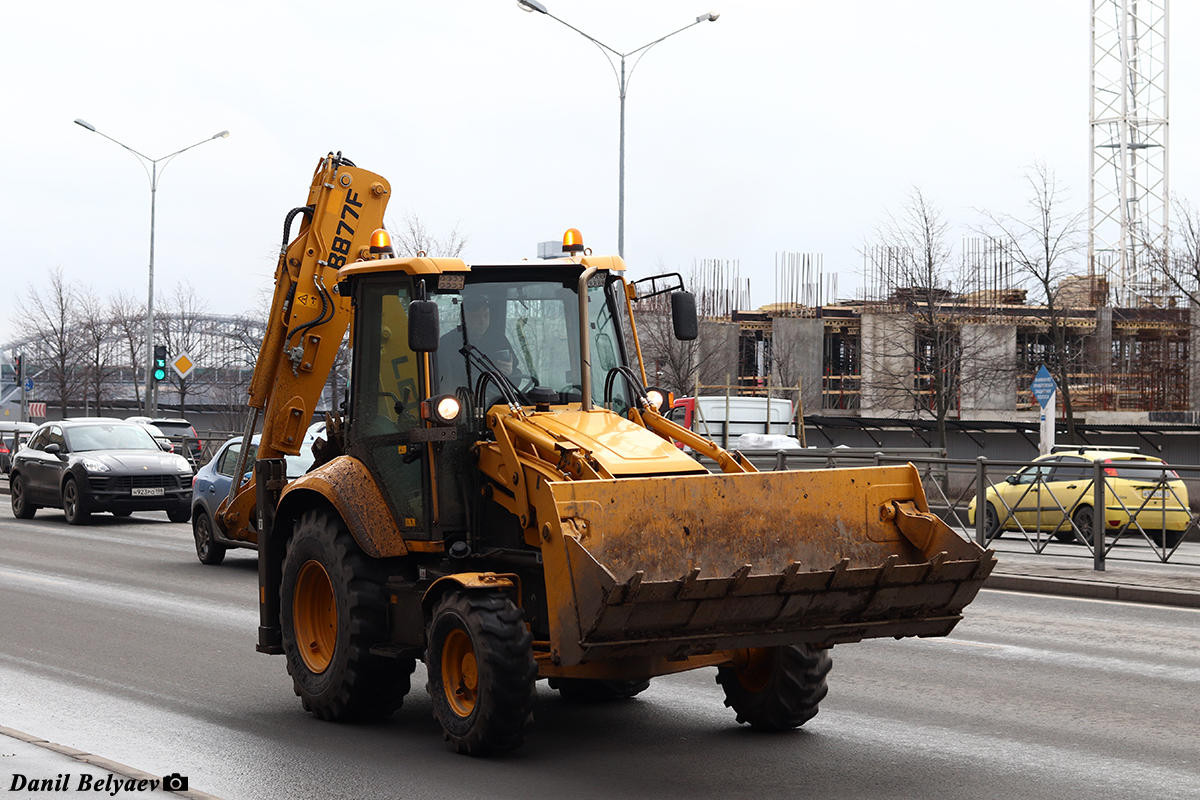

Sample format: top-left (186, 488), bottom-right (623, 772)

top-left (693, 447), bottom-right (1195, 570)
top-left (874, 454), bottom-right (1195, 570)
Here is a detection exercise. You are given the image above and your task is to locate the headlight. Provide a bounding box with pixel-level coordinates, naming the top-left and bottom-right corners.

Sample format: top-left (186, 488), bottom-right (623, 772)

top-left (424, 394), bottom-right (463, 425)
top-left (175, 456), bottom-right (193, 473)
top-left (80, 457), bottom-right (110, 473)
top-left (643, 386), bottom-right (672, 414)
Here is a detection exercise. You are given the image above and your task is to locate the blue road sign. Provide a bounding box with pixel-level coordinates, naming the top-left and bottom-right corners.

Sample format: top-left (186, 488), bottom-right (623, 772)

top-left (1031, 365), bottom-right (1057, 408)
top-left (23, 378), bottom-right (32, 392)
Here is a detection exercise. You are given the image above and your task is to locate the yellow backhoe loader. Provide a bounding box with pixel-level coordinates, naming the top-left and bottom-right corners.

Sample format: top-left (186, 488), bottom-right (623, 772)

top-left (216, 153), bottom-right (996, 755)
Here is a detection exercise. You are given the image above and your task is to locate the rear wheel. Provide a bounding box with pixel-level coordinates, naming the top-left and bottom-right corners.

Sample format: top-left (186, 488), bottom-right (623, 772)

top-left (427, 589), bottom-right (537, 755)
top-left (62, 477), bottom-right (90, 525)
top-left (192, 509), bottom-right (227, 565)
top-left (280, 509), bottom-right (415, 722)
top-left (1072, 505), bottom-right (1096, 545)
top-left (1155, 529), bottom-right (1187, 549)
top-left (10, 475), bottom-right (37, 519)
top-left (549, 677), bottom-right (651, 702)
top-left (716, 645), bottom-right (831, 730)
top-left (112, 510), bottom-right (133, 517)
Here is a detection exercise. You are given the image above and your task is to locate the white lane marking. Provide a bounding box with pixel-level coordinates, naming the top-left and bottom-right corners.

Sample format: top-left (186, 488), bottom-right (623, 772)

top-left (900, 635), bottom-right (1200, 684)
top-left (0, 565), bottom-right (255, 629)
top-left (982, 586), bottom-right (1200, 613)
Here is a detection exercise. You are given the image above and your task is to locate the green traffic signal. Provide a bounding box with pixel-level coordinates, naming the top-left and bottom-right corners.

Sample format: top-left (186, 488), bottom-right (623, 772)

top-left (153, 345), bottom-right (167, 383)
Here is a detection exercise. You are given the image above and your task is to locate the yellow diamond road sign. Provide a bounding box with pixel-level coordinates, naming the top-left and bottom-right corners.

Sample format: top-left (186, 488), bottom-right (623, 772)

top-left (171, 352), bottom-right (195, 380)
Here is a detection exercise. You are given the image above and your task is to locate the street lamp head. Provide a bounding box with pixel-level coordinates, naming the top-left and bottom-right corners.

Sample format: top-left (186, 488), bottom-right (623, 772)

top-left (213, 130), bottom-right (230, 139)
top-left (74, 118), bottom-right (97, 132)
top-left (517, 0), bottom-right (547, 13)
top-left (698, 12), bottom-right (719, 22)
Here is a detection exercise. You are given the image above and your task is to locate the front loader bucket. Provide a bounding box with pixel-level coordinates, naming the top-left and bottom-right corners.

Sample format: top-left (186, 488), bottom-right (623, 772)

top-left (543, 464), bottom-right (995, 665)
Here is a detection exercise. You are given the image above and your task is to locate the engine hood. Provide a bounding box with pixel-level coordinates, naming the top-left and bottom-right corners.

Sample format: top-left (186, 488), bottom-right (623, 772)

top-left (74, 449), bottom-right (191, 474)
top-left (524, 409), bottom-right (706, 477)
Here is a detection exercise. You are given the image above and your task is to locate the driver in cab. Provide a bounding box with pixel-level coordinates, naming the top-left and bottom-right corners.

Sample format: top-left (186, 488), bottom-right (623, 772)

top-left (438, 292), bottom-right (517, 393)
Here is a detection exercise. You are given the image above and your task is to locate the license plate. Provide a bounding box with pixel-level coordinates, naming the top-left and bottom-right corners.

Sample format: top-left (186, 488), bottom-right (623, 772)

top-left (131, 487), bottom-right (164, 497)
top-left (1142, 489), bottom-right (1166, 499)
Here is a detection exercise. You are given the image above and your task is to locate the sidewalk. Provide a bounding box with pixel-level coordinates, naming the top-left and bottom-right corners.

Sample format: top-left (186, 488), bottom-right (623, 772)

top-left (0, 726), bottom-right (222, 799)
top-left (985, 543), bottom-right (1200, 608)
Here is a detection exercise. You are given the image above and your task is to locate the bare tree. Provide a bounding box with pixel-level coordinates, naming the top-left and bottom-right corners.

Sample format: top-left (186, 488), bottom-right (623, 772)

top-left (632, 265), bottom-right (736, 397)
top-left (1158, 194), bottom-right (1200, 304)
top-left (978, 163), bottom-right (1087, 441)
top-left (156, 284), bottom-right (214, 418)
top-left (389, 211), bottom-right (468, 258)
top-left (861, 188), bottom-right (965, 450)
top-left (79, 290), bottom-right (119, 416)
top-left (110, 291), bottom-right (147, 414)
top-left (18, 268), bottom-right (85, 418)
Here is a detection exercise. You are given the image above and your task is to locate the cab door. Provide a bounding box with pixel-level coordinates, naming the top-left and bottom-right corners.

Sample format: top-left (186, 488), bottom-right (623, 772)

top-left (1003, 459), bottom-right (1056, 530)
top-left (347, 278), bottom-right (430, 538)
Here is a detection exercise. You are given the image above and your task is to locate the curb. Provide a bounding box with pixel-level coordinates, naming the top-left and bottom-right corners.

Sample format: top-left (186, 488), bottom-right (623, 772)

top-left (0, 725), bottom-right (224, 800)
top-left (987, 573), bottom-right (1200, 609)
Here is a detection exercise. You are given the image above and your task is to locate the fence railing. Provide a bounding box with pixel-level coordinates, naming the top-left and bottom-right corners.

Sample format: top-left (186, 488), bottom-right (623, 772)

top-left (700, 448), bottom-right (1197, 569)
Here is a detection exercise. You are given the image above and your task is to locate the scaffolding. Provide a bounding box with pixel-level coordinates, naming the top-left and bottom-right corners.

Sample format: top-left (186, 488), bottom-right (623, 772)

top-left (1089, 0), bottom-right (1170, 307)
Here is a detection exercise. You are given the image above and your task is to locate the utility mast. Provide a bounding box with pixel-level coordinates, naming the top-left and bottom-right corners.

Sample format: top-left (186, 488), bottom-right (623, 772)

top-left (1089, 0), bottom-right (1169, 307)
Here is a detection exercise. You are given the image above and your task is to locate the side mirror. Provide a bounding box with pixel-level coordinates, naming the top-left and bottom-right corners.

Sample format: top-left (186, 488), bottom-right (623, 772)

top-left (1006, 475), bottom-right (1018, 485)
top-left (671, 291), bottom-right (698, 341)
top-left (408, 300), bottom-right (440, 352)
top-left (158, 439), bottom-right (173, 452)
top-left (45, 443), bottom-right (63, 457)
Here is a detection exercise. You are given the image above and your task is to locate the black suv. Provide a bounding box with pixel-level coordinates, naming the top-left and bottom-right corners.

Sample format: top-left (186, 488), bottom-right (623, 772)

top-left (10, 419), bottom-right (195, 524)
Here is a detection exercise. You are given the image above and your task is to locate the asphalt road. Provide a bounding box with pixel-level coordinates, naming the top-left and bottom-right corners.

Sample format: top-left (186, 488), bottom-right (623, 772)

top-left (1, 507), bottom-right (1198, 800)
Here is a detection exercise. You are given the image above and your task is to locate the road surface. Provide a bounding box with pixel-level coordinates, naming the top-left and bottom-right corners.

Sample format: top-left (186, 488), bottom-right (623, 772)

top-left (1, 508), bottom-right (1197, 799)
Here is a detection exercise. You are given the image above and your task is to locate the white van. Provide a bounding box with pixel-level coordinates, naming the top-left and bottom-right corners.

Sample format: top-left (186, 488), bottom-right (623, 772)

top-left (667, 396), bottom-right (796, 443)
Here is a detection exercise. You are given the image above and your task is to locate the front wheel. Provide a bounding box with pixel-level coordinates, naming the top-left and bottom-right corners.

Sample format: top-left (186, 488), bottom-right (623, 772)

top-left (10, 475), bottom-right (37, 519)
top-left (280, 509), bottom-right (415, 721)
top-left (427, 589), bottom-right (537, 755)
top-left (192, 509), bottom-right (227, 565)
top-left (716, 645), bottom-right (832, 730)
top-left (62, 477), bottom-right (90, 525)
top-left (167, 505), bottom-right (191, 524)
top-left (983, 502), bottom-right (1002, 539)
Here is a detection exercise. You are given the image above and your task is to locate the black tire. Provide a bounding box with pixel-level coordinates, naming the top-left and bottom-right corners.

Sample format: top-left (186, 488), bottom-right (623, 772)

top-left (10, 474), bottom-right (37, 519)
top-left (280, 508), bottom-right (416, 722)
top-left (167, 505), bottom-right (192, 524)
top-left (549, 678), bottom-right (651, 702)
top-left (1156, 529), bottom-right (1187, 549)
top-left (62, 477), bottom-right (90, 525)
top-left (112, 510), bottom-right (133, 517)
top-left (1072, 506), bottom-right (1096, 545)
top-left (192, 509), bottom-right (227, 565)
top-left (983, 502), bottom-right (1002, 539)
top-left (716, 644), bottom-right (832, 730)
top-left (426, 589), bottom-right (537, 755)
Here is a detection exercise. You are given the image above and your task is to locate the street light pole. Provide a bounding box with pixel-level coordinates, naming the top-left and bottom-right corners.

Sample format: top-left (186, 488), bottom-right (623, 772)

top-left (74, 119), bottom-right (228, 417)
top-left (518, 2), bottom-right (718, 259)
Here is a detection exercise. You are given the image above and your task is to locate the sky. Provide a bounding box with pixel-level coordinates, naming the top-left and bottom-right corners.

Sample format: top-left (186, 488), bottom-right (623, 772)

top-left (3, 1), bottom-right (1197, 349)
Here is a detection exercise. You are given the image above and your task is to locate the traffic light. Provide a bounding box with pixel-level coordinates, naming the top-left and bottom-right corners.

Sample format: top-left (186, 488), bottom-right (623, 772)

top-left (12, 354), bottom-right (20, 385)
top-left (153, 345), bottom-right (168, 382)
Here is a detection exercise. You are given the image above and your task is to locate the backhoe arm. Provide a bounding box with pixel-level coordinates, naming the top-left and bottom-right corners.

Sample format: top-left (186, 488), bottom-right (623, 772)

top-left (216, 153), bottom-right (391, 542)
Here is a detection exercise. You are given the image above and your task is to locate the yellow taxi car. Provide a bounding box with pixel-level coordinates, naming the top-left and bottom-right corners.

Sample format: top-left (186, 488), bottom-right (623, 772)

top-left (968, 448), bottom-right (1191, 548)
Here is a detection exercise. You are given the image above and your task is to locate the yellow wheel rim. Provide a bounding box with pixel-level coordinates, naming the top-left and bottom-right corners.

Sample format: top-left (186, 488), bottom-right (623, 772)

top-left (294, 560), bottom-right (337, 674)
top-left (441, 628), bottom-right (479, 718)
top-left (732, 647), bottom-right (774, 693)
